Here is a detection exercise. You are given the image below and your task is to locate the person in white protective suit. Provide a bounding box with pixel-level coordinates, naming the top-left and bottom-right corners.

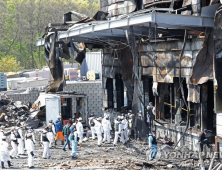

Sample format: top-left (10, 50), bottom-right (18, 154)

top-left (10, 128), bottom-right (18, 159)
top-left (102, 115), bottom-right (112, 143)
top-left (88, 114), bottom-right (96, 140)
top-left (121, 115), bottom-right (129, 142)
top-left (26, 133), bottom-right (35, 169)
top-left (0, 126), bottom-right (5, 143)
top-left (41, 127), bottom-right (51, 159)
top-left (76, 117), bottom-right (84, 147)
top-left (95, 117), bottom-right (103, 146)
top-left (48, 120), bottom-right (56, 148)
top-left (16, 122), bottom-right (25, 155)
top-left (25, 128), bottom-right (35, 152)
top-left (113, 117), bottom-right (125, 146)
top-left (0, 136), bottom-right (13, 169)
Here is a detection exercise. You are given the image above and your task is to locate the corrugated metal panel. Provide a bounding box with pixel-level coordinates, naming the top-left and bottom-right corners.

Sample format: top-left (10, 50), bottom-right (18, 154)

top-left (80, 52), bottom-right (102, 77)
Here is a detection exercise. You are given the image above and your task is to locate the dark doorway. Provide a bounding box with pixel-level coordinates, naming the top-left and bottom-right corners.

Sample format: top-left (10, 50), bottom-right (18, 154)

top-left (61, 98), bottom-right (72, 120)
top-left (115, 75), bottom-right (124, 111)
top-left (148, 77), bottom-right (155, 105)
top-left (207, 81), bottom-right (215, 131)
top-left (106, 78), bottom-right (113, 108)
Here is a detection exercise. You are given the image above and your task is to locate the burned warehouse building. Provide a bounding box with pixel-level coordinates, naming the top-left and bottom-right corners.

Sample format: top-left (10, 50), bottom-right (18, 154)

top-left (36, 0), bottom-right (222, 157)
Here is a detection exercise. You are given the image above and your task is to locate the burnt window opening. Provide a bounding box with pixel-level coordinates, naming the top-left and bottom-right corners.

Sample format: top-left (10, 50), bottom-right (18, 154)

top-left (106, 78), bottom-right (113, 108)
top-left (115, 74), bottom-right (124, 111)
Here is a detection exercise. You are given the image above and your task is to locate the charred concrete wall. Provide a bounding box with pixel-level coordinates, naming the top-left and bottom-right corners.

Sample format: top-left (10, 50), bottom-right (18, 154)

top-left (64, 81), bottom-right (103, 117)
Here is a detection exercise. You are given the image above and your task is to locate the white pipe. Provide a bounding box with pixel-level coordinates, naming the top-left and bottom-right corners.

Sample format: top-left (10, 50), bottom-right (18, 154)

top-left (208, 152), bottom-right (217, 170)
top-left (212, 163), bottom-right (221, 170)
top-left (216, 164), bottom-right (222, 170)
top-left (198, 142), bottom-right (205, 170)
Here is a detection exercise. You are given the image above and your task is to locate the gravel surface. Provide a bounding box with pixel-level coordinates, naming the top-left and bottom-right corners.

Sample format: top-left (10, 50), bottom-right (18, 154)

top-left (6, 133), bottom-right (214, 169)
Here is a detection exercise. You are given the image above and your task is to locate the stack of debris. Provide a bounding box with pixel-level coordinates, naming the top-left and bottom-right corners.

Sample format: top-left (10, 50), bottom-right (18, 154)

top-left (0, 94), bottom-right (40, 128)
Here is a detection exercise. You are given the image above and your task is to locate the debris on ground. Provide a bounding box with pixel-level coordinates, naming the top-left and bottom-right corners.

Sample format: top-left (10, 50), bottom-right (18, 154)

top-left (160, 135), bottom-right (174, 146)
top-left (0, 94), bottom-right (40, 128)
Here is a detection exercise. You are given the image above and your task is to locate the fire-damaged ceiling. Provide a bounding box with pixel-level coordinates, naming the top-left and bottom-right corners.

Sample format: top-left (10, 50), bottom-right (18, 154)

top-left (36, 4), bottom-right (218, 96)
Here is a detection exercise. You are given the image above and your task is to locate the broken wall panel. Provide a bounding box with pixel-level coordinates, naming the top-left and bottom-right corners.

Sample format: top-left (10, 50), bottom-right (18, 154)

top-left (187, 84), bottom-right (200, 103)
top-left (139, 39), bottom-right (214, 84)
top-left (190, 31), bottom-right (214, 85)
top-left (140, 51), bottom-right (198, 67)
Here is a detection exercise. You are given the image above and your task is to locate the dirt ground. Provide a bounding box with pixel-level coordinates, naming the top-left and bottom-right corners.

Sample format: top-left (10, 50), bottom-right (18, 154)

top-left (6, 132), bottom-right (213, 170)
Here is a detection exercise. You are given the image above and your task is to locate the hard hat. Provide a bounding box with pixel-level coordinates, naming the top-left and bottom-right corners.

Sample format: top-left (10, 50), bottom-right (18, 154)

top-left (2, 136), bottom-right (6, 140)
top-left (57, 115), bottom-right (61, 119)
top-left (90, 114), bottom-right (94, 117)
top-left (26, 133), bottom-right (32, 138)
top-left (121, 116), bottom-right (124, 119)
top-left (78, 117), bottom-right (82, 121)
top-left (117, 116), bottom-right (121, 119)
top-left (97, 117), bottom-right (102, 121)
top-left (72, 123), bottom-right (76, 126)
top-left (1, 126), bottom-right (5, 129)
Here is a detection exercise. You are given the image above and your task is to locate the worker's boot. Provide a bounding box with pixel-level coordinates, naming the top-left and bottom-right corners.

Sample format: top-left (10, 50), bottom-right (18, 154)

top-left (1, 161), bottom-right (5, 169)
top-left (7, 161), bottom-right (13, 167)
top-left (71, 156), bottom-right (76, 160)
top-left (61, 141), bottom-right (64, 145)
top-left (55, 141), bottom-right (57, 145)
top-left (79, 143), bottom-right (82, 147)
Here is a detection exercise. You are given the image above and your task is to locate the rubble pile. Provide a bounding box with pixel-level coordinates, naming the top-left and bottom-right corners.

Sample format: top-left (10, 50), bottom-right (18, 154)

top-left (0, 94), bottom-right (40, 128)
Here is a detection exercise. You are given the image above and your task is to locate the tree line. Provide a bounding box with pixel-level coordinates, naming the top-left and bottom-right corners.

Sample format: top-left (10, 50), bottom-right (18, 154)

top-left (0, 0), bottom-right (100, 72)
